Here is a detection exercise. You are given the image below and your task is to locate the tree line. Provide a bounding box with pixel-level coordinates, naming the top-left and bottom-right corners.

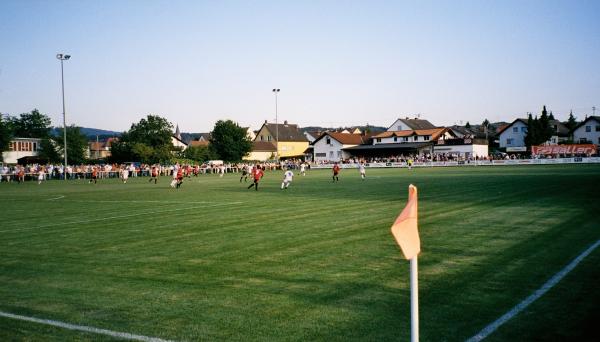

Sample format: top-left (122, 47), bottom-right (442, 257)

top-left (0, 110), bottom-right (252, 164)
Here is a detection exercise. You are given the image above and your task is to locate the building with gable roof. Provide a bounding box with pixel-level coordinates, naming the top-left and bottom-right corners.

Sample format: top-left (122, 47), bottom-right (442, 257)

top-left (254, 120), bottom-right (308, 159)
top-left (387, 118), bottom-right (437, 131)
top-left (312, 132), bottom-right (370, 162)
top-left (573, 116), bottom-right (600, 145)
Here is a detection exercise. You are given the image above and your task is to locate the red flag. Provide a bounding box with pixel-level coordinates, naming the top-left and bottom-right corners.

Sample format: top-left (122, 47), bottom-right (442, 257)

top-left (391, 184), bottom-right (420, 259)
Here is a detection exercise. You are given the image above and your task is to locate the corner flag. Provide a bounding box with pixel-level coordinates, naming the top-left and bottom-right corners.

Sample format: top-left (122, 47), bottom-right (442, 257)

top-left (391, 184), bottom-right (420, 260)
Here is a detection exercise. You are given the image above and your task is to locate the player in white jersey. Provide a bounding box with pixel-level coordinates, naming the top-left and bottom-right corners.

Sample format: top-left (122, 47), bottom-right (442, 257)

top-left (300, 163), bottom-right (306, 176)
top-left (281, 170), bottom-right (294, 190)
top-left (359, 163), bottom-right (366, 180)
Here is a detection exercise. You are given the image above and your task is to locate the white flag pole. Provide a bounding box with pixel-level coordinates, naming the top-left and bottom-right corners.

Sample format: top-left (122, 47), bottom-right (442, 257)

top-left (410, 256), bottom-right (419, 342)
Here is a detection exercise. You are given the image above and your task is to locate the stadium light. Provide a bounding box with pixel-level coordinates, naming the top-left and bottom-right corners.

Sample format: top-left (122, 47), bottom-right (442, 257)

top-left (57, 53), bottom-right (70, 177)
top-left (272, 88), bottom-right (280, 161)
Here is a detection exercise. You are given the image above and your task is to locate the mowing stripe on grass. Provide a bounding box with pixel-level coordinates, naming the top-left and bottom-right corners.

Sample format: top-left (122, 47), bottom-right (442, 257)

top-left (466, 238), bottom-right (600, 342)
top-left (0, 311), bottom-right (173, 342)
top-left (0, 201), bottom-right (243, 233)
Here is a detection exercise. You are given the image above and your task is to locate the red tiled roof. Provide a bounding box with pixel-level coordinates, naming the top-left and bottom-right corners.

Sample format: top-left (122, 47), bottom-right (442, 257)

top-left (373, 128), bottom-right (449, 140)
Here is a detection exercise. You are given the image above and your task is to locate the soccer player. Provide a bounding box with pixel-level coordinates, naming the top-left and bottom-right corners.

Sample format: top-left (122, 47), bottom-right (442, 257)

top-left (176, 166), bottom-right (184, 188)
top-left (240, 164), bottom-right (249, 182)
top-left (89, 167), bottom-right (98, 184)
top-left (149, 165), bottom-right (158, 184)
top-left (300, 163), bottom-right (306, 176)
top-left (247, 164), bottom-right (264, 191)
top-left (121, 166), bottom-right (129, 183)
top-left (359, 162), bottom-right (366, 180)
top-left (281, 169), bottom-right (294, 190)
top-left (332, 163), bottom-right (340, 182)
top-left (37, 167), bottom-right (45, 185)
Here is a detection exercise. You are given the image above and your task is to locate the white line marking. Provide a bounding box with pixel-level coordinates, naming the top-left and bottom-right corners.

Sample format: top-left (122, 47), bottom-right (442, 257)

top-left (47, 195), bottom-right (65, 201)
top-left (466, 238), bottom-right (600, 342)
top-left (0, 311), bottom-right (174, 341)
top-left (0, 202), bottom-right (243, 233)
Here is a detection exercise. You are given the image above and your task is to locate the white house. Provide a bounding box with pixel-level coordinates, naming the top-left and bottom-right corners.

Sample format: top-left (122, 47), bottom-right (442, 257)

top-left (2, 137), bottom-right (43, 164)
top-left (312, 132), bottom-right (367, 162)
top-left (498, 118), bottom-right (528, 150)
top-left (373, 128), bottom-right (454, 145)
top-left (573, 116), bottom-right (600, 145)
top-left (433, 138), bottom-right (489, 158)
top-left (386, 118), bottom-right (437, 131)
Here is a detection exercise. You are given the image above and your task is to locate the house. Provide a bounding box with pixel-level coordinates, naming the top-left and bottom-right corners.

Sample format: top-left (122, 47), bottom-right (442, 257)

top-left (572, 116), bottom-right (600, 145)
top-left (386, 118), bottom-right (437, 131)
top-left (498, 118), bottom-right (572, 151)
top-left (189, 133), bottom-right (211, 148)
top-left (2, 137), bottom-right (43, 164)
top-left (548, 120), bottom-right (570, 145)
top-left (303, 130), bottom-right (324, 144)
top-left (254, 120), bottom-right (308, 159)
top-left (312, 132), bottom-right (369, 162)
top-left (244, 141), bottom-right (277, 161)
top-left (87, 138), bottom-right (116, 159)
top-left (433, 137), bottom-right (489, 158)
top-left (372, 128), bottom-right (454, 145)
top-left (344, 128), bottom-right (454, 158)
top-left (172, 124), bottom-right (188, 151)
top-left (497, 118), bottom-right (528, 151)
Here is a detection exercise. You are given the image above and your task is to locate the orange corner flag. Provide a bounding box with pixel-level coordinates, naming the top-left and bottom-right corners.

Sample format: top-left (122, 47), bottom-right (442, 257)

top-left (391, 184), bottom-right (420, 260)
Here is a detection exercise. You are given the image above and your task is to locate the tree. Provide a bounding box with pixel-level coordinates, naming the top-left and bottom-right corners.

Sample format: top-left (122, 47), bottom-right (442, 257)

top-left (209, 120), bottom-right (252, 162)
top-left (109, 115), bottom-right (175, 163)
top-left (53, 126), bottom-right (89, 165)
top-left (548, 111), bottom-right (555, 120)
top-left (524, 113), bottom-right (536, 147)
top-left (465, 121), bottom-right (471, 129)
top-left (183, 145), bottom-right (214, 162)
top-left (9, 109), bottom-right (52, 138)
top-left (0, 114), bottom-right (13, 161)
top-left (538, 105), bottom-right (554, 143)
top-left (566, 110), bottom-right (578, 132)
top-left (37, 138), bottom-right (61, 163)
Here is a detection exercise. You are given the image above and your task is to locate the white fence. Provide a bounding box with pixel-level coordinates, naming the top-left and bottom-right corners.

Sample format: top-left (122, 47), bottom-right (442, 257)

top-left (310, 157), bottom-right (600, 169)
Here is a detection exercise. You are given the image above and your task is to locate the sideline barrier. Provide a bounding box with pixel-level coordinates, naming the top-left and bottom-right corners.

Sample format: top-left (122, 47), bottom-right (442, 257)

top-left (309, 157), bottom-right (600, 169)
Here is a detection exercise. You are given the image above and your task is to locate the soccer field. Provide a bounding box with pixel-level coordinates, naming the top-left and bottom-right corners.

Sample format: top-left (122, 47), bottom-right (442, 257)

top-left (1, 165), bottom-right (599, 341)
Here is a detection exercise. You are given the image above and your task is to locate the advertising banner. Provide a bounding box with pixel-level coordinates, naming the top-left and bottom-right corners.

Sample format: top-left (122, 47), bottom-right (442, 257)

top-left (531, 144), bottom-right (597, 156)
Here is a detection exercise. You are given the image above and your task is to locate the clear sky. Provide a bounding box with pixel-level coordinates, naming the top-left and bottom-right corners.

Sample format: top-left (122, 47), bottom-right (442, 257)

top-left (1, 0), bottom-right (599, 132)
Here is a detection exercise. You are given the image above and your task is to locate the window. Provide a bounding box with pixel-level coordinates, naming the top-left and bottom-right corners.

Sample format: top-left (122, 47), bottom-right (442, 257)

top-left (513, 127), bottom-right (518, 133)
top-left (260, 135), bottom-right (264, 141)
top-left (424, 136), bottom-right (430, 141)
top-left (329, 151), bottom-right (334, 158)
top-left (33, 142), bottom-right (37, 151)
top-left (326, 138), bottom-right (331, 145)
top-left (403, 137), bottom-right (408, 142)
top-left (393, 137), bottom-right (398, 142)
top-left (596, 125), bottom-right (600, 132)
top-left (337, 151), bottom-right (342, 157)
top-left (506, 138), bottom-right (514, 145)
top-left (521, 127), bottom-right (527, 133)
top-left (413, 136), bottom-right (418, 141)
top-left (397, 126), bottom-right (402, 130)
top-left (267, 135), bottom-right (272, 141)
top-left (585, 126), bottom-right (591, 132)
top-left (316, 153), bottom-right (326, 157)
top-left (376, 138), bottom-right (381, 143)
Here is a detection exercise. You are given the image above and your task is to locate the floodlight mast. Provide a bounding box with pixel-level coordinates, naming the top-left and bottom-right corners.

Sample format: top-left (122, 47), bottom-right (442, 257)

top-left (56, 53), bottom-right (70, 177)
top-left (272, 88), bottom-right (280, 161)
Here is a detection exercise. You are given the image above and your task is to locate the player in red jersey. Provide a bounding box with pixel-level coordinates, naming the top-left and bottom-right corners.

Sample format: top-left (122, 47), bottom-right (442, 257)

top-left (332, 163), bottom-right (340, 182)
top-left (247, 164), bottom-right (264, 191)
top-left (176, 167), bottom-right (184, 188)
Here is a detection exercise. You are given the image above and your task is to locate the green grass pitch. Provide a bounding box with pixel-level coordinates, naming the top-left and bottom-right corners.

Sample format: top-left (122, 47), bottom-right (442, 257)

top-left (1, 165), bottom-right (599, 341)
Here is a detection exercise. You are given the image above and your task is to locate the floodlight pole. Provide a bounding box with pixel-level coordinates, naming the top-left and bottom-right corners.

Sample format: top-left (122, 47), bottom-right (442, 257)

top-left (57, 53), bottom-right (71, 178)
top-left (272, 88), bottom-right (280, 161)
